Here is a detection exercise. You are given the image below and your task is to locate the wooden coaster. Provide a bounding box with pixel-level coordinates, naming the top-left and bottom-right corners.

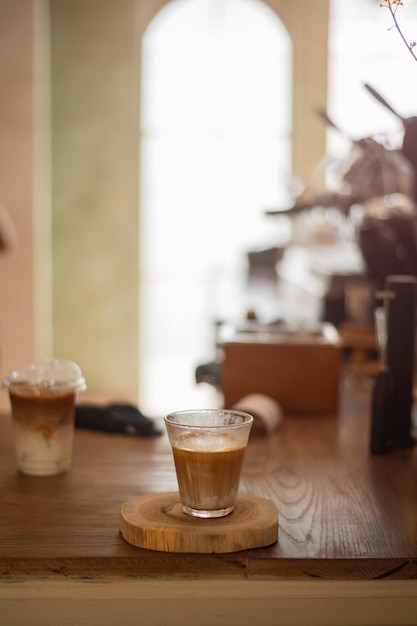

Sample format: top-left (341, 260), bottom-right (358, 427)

top-left (119, 491), bottom-right (278, 553)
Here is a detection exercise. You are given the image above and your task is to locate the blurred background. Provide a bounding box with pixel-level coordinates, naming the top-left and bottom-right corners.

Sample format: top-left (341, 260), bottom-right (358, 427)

top-left (1, 0), bottom-right (417, 414)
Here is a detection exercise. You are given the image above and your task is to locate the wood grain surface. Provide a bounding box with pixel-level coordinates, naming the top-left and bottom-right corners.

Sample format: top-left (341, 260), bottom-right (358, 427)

top-left (1, 380), bottom-right (417, 581)
top-left (119, 492), bottom-right (278, 553)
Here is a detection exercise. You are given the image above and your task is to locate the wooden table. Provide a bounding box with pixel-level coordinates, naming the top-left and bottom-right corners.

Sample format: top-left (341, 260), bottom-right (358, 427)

top-left (1, 379), bottom-right (417, 625)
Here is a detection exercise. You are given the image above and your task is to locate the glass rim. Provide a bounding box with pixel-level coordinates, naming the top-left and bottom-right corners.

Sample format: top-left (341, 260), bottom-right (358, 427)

top-left (164, 408), bottom-right (253, 428)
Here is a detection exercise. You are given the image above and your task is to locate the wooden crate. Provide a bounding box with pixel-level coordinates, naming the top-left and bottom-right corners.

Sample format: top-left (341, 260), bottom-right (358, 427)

top-left (220, 323), bottom-right (342, 415)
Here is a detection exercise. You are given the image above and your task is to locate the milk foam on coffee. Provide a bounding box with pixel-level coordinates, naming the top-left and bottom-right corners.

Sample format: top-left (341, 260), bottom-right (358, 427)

top-left (175, 431), bottom-right (243, 451)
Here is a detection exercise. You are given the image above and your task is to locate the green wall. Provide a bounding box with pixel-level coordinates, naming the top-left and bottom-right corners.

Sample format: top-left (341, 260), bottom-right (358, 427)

top-left (50, 0), bottom-right (141, 398)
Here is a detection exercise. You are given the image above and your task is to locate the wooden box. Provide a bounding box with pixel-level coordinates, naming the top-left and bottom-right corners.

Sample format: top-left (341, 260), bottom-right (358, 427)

top-left (220, 323), bottom-right (342, 415)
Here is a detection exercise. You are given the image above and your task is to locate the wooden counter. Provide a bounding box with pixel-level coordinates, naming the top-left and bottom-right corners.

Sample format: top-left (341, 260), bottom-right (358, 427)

top-left (1, 379), bottom-right (417, 625)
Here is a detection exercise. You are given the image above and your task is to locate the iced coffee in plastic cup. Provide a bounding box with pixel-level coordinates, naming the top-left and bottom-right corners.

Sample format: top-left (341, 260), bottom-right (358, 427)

top-left (2, 358), bottom-right (86, 476)
top-left (164, 409), bottom-right (253, 519)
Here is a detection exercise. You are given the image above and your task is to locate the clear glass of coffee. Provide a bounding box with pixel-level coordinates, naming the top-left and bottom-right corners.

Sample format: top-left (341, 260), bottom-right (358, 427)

top-left (164, 409), bottom-right (253, 519)
top-left (2, 358), bottom-right (86, 476)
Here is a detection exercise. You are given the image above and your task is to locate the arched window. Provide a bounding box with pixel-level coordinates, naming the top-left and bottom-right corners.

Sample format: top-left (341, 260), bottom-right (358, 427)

top-left (139, 0), bottom-right (291, 414)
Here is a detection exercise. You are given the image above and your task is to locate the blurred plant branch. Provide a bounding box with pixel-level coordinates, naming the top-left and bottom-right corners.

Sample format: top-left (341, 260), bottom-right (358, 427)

top-left (381, 0), bottom-right (417, 62)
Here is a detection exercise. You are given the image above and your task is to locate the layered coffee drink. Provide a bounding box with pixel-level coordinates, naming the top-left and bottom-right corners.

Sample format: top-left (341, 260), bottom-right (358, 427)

top-left (2, 358), bottom-right (86, 476)
top-left (9, 387), bottom-right (77, 476)
top-left (165, 409), bottom-right (253, 518)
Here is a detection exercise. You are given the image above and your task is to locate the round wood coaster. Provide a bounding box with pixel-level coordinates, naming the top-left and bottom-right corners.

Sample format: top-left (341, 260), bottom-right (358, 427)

top-left (119, 491), bottom-right (278, 553)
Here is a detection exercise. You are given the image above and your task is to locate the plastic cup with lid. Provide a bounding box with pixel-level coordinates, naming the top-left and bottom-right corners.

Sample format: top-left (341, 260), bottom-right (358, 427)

top-left (2, 358), bottom-right (86, 476)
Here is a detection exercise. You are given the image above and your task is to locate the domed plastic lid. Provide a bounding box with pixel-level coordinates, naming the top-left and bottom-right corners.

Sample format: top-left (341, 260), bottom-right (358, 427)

top-left (2, 358), bottom-right (86, 395)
